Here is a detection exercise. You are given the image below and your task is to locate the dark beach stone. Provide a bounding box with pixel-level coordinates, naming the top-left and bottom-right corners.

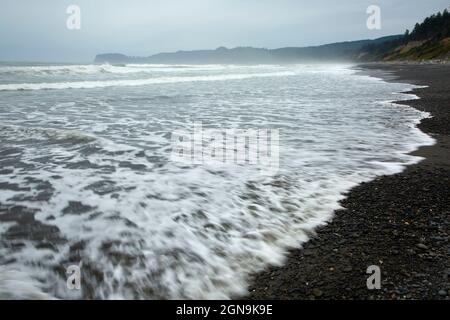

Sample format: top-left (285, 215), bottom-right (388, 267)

top-left (312, 288), bottom-right (323, 297)
top-left (438, 289), bottom-right (447, 297)
top-left (416, 243), bottom-right (429, 250)
top-left (343, 266), bottom-right (353, 272)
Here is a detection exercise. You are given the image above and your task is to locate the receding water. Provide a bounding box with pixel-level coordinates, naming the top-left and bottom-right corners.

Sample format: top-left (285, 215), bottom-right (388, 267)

top-left (0, 63), bottom-right (434, 299)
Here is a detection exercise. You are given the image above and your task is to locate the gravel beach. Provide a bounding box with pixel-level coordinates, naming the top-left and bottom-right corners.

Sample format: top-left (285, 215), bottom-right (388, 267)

top-left (246, 63), bottom-right (450, 300)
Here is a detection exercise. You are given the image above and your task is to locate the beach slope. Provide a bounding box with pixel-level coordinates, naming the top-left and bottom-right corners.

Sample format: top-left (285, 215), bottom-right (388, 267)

top-left (246, 63), bottom-right (450, 300)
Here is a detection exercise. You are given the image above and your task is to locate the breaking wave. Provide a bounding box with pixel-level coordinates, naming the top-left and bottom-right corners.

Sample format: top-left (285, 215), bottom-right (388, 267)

top-left (0, 63), bottom-right (435, 299)
top-left (0, 71), bottom-right (295, 91)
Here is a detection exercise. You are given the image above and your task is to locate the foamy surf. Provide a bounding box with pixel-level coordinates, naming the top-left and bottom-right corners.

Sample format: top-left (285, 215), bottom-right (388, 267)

top-left (0, 71), bottom-right (295, 91)
top-left (0, 63), bottom-right (435, 299)
top-left (0, 267), bottom-right (53, 300)
top-left (0, 64), bottom-right (152, 76)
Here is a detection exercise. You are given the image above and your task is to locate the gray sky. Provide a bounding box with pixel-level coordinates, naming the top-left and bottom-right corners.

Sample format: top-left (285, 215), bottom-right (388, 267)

top-left (0, 0), bottom-right (448, 62)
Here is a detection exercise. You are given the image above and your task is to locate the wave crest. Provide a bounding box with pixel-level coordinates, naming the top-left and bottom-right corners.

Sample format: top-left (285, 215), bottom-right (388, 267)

top-left (0, 71), bottom-right (295, 91)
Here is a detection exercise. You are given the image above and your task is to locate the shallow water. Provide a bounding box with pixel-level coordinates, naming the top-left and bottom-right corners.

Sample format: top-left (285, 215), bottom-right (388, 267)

top-left (0, 63), bottom-right (434, 299)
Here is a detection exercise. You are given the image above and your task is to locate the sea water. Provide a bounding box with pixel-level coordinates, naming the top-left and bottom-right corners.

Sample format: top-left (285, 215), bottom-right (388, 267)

top-left (0, 63), bottom-right (434, 299)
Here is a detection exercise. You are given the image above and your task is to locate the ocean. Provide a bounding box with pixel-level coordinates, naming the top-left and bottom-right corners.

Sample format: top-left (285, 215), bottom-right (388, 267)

top-left (0, 63), bottom-right (434, 299)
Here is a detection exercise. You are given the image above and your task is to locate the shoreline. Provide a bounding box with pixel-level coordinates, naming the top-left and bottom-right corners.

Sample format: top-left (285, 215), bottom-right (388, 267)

top-left (245, 63), bottom-right (450, 300)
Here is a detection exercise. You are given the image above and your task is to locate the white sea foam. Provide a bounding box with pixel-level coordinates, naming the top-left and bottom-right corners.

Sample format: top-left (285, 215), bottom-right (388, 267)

top-left (0, 64), bottom-right (118, 75)
top-left (0, 267), bottom-right (53, 300)
top-left (0, 64), bottom-right (435, 299)
top-left (0, 124), bottom-right (98, 143)
top-left (0, 71), bottom-right (295, 91)
top-left (0, 63), bottom-right (284, 77)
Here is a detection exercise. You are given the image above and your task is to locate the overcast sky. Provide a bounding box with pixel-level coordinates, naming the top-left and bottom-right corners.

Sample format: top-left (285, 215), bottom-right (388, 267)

top-left (0, 0), bottom-right (448, 62)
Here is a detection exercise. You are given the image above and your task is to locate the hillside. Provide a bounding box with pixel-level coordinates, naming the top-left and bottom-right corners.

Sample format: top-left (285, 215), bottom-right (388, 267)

top-left (95, 9), bottom-right (450, 64)
top-left (358, 9), bottom-right (450, 61)
top-left (94, 36), bottom-right (400, 64)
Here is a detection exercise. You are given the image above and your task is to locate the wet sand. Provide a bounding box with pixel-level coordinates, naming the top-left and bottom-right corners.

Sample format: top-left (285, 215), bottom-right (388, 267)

top-left (246, 63), bottom-right (450, 300)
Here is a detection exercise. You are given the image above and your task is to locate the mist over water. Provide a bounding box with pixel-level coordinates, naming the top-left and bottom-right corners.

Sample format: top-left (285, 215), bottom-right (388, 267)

top-left (0, 63), bottom-right (434, 299)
